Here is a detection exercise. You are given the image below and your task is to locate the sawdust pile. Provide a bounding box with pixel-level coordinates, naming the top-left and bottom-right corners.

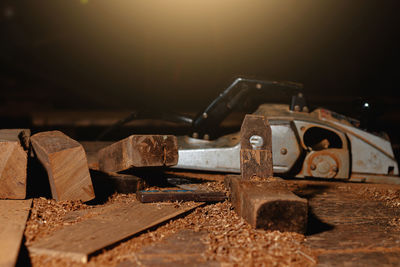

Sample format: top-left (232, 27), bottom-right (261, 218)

top-left (357, 187), bottom-right (400, 208)
top-left (25, 198), bottom-right (91, 245)
top-left (89, 201), bottom-right (316, 267)
top-left (26, 182), bottom-right (316, 267)
top-left (187, 201), bottom-right (316, 266)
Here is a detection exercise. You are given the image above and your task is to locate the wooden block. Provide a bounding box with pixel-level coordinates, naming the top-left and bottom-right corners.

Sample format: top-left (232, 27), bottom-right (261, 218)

top-left (240, 115), bottom-right (273, 180)
top-left (0, 199), bottom-right (32, 267)
top-left (30, 131), bottom-right (95, 202)
top-left (137, 189), bottom-right (227, 203)
top-left (98, 135), bottom-right (178, 173)
top-left (0, 141), bottom-right (27, 199)
top-left (28, 201), bottom-right (202, 263)
top-left (226, 175), bottom-right (308, 233)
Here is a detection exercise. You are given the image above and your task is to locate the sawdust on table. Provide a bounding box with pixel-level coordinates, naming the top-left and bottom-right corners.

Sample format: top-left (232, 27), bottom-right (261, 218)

top-left (26, 182), bottom-right (316, 267)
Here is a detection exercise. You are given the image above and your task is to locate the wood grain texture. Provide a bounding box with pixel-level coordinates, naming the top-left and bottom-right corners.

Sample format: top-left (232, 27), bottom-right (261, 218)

top-left (98, 135), bottom-right (178, 173)
top-left (226, 175), bottom-right (308, 233)
top-left (30, 131), bottom-right (94, 202)
top-left (0, 199), bottom-right (32, 267)
top-left (0, 141), bottom-right (27, 199)
top-left (28, 201), bottom-right (202, 263)
top-left (240, 115), bottom-right (272, 180)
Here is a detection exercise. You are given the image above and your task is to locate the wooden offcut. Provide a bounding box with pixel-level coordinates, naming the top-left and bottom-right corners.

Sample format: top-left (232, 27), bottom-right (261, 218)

top-left (240, 115), bottom-right (273, 180)
top-left (30, 131), bottom-right (95, 202)
top-left (98, 135), bottom-right (178, 173)
top-left (226, 175), bottom-right (308, 233)
top-left (0, 141), bottom-right (28, 199)
top-left (0, 199), bottom-right (32, 267)
top-left (137, 189), bottom-right (227, 203)
top-left (28, 201), bottom-right (202, 263)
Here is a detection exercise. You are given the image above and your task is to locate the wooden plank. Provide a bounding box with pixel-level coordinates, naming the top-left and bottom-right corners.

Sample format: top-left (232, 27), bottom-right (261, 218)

top-left (240, 115), bottom-right (273, 180)
top-left (28, 201), bottom-right (202, 263)
top-left (30, 131), bottom-right (94, 202)
top-left (288, 179), bottom-right (400, 266)
top-left (0, 199), bottom-right (32, 267)
top-left (0, 140), bottom-right (27, 199)
top-left (137, 189), bottom-right (227, 203)
top-left (226, 175), bottom-right (308, 233)
top-left (98, 135), bottom-right (178, 173)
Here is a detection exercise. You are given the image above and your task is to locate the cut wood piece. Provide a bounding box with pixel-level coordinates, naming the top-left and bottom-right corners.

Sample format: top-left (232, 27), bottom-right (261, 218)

top-left (240, 115), bottom-right (273, 180)
top-left (0, 129), bottom-right (31, 150)
top-left (226, 175), bottom-right (308, 233)
top-left (98, 135), bottom-right (178, 173)
top-left (0, 199), bottom-right (32, 267)
top-left (137, 189), bottom-right (227, 203)
top-left (28, 201), bottom-right (202, 263)
top-left (0, 140), bottom-right (27, 199)
top-left (30, 131), bottom-right (94, 202)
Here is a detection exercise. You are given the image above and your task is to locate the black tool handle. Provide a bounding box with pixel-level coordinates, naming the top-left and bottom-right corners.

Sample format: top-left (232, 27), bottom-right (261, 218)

top-left (192, 78), bottom-right (303, 139)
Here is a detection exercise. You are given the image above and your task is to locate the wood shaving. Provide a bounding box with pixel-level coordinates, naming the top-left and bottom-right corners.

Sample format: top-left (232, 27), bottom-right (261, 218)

top-left (27, 195), bottom-right (315, 267)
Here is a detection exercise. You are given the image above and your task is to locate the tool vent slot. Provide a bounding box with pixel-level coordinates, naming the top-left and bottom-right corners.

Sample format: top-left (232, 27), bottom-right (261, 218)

top-left (303, 127), bottom-right (342, 151)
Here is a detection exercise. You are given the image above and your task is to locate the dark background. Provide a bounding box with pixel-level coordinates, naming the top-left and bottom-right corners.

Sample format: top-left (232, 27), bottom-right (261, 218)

top-left (1, 0), bottom-right (399, 143)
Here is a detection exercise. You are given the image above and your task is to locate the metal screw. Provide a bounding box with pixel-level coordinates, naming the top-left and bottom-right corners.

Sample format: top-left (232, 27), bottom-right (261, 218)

top-left (310, 164), bottom-right (316, 170)
top-left (280, 148), bottom-right (287, 155)
top-left (202, 112), bottom-right (208, 119)
top-left (249, 135), bottom-right (263, 149)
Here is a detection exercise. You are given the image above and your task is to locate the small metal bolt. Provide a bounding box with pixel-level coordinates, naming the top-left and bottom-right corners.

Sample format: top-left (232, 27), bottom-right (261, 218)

top-left (280, 148), bottom-right (288, 155)
top-left (203, 134), bottom-right (210, 140)
top-left (192, 132), bottom-right (199, 139)
top-left (294, 105), bottom-right (301, 112)
top-left (249, 135), bottom-right (263, 149)
top-left (310, 164), bottom-right (316, 170)
top-left (202, 112), bottom-right (208, 119)
top-left (332, 166), bottom-right (338, 172)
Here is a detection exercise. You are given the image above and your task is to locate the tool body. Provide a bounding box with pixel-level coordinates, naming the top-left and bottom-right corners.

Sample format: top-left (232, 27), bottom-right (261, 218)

top-left (175, 79), bottom-right (400, 184)
top-left (100, 77), bottom-right (399, 184)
